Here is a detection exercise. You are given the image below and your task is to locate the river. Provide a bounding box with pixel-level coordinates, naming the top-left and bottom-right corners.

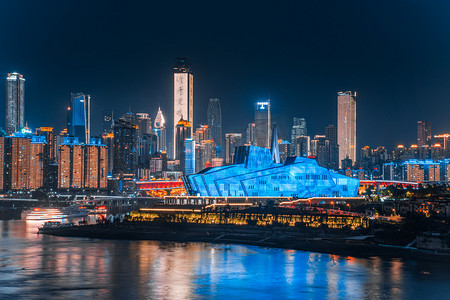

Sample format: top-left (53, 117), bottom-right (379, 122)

top-left (1, 219), bottom-right (449, 299)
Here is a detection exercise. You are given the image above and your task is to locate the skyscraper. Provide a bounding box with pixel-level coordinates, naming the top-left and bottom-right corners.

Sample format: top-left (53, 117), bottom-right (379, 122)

top-left (246, 123), bottom-right (256, 145)
top-left (325, 124), bottom-right (339, 170)
top-left (113, 119), bottom-right (137, 179)
top-left (173, 57), bottom-right (194, 157)
top-left (417, 121), bottom-right (432, 147)
top-left (254, 100), bottom-right (271, 148)
top-left (185, 138), bottom-right (196, 175)
top-left (225, 133), bottom-right (243, 164)
top-left (337, 91), bottom-right (356, 168)
top-left (102, 109), bottom-right (115, 134)
top-left (290, 117), bottom-right (307, 150)
top-left (175, 119), bottom-right (192, 173)
top-left (136, 113), bottom-right (152, 135)
top-left (207, 98), bottom-right (222, 150)
top-left (154, 106), bottom-right (167, 152)
top-left (68, 92), bottom-right (90, 144)
top-left (6, 73), bottom-right (25, 135)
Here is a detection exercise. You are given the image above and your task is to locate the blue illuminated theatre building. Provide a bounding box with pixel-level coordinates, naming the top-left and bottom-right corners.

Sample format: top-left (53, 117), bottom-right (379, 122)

top-left (184, 145), bottom-right (359, 198)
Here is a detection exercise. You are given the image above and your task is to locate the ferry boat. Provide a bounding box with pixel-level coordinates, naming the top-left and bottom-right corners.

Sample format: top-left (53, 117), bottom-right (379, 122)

top-left (37, 221), bottom-right (75, 233)
top-left (22, 207), bottom-right (88, 220)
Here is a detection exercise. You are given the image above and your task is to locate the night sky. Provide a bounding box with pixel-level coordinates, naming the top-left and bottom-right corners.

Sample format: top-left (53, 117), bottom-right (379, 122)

top-left (1, 0), bottom-right (450, 148)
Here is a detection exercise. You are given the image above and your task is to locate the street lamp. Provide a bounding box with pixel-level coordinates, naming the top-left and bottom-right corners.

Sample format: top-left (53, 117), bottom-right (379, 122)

top-left (346, 203), bottom-right (351, 211)
top-left (331, 201), bottom-right (335, 210)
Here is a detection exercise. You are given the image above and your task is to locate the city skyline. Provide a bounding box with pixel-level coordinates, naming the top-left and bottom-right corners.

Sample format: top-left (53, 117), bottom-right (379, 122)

top-left (1, 1), bottom-right (450, 148)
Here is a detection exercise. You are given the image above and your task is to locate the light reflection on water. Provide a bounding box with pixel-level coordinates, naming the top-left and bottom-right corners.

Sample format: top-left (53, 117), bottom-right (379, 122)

top-left (1, 220), bottom-right (450, 299)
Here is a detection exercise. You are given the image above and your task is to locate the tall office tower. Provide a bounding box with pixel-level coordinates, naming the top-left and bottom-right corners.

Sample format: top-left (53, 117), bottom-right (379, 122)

top-left (337, 91), bottom-right (357, 168)
top-left (290, 117), bottom-right (307, 153)
top-left (278, 140), bottom-right (290, 163)
top-left (175, 119), bottom-right (192, 172)
top-left (68, 92), bottom-right (90, 144)
top-left (0, 137), bottom-right (3, 190)
top-left (58, 137), bottom-right (85, 189)
top-left (417, 121), bottom-right (432, 147)
top-left (136, 113), bottom-right (152, 135)
top-left (434, 134), bottom-right (450, 157)
top-left (154, 107), bottom-right (167, 152)
top-left (254, 100), bottom-right (271, 148)
top-left (6, 73), bottom-right (25, 135)
top-left (29, 136), bottom-right (46, 189)
top-left (207, 98), bottom-right (222, 149)
top-left (122, 111), bottom-right (136, 125)
top-left (225, 133), bottom-right (242, 164)
top-left (101, 133), bottom-right (115, 174)
top-left (113, 119), bottom-right (137, 179)
top-left (102, 109), bottom-right (115, 133)
top-left (325, 124), bottom-right (339, 170)
top-left (294, 135), bottom-right (310, 157)
top-left (246, 123), bottom-right (256, 145)
top-left (3, 136), bottom-right (31, 190)
top-left (173, 57), bottom-right (194, 157)
top-left (184, 138), bottom-right (196, 175)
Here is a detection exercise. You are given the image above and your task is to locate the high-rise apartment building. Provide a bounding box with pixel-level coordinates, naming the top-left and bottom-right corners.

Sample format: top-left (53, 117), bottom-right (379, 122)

top-left (29, 136), bottom-right (45, 189)
top-left (337, 91), bottom-right (357, 168)
top-left (254, 100), bottom-right (271, 148)
top-left (293, 136), bottom-right (310, 157)
top-left (417, 121), bottom-right (432, 147)
top-left (136, 113), bottom-right (152, 135)
top-left (67, 92), bottom-right (90, 144)
top-left (6, 73), bottom-right (25, 135)
top-left (154, 107), bottom-right (167, 152)
top-left (207, 98), bottom-right (222, 150)
top-left (58, 137), bottom-right (107, 189)
top-left (173, 57), bottom-right (194, 157)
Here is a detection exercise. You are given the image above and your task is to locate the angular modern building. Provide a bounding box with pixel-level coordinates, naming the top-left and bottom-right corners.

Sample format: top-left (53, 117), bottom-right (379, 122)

top-left (184, 145), bottom-right (359, 198)
top-left (68, 92), bottom-right (90, 144)
top-left (173, 57), bottom-right (194, 157)
top-left (337, 91), bottom-right (356, 168)
top-left (6, 73), bottom-right (25, 135)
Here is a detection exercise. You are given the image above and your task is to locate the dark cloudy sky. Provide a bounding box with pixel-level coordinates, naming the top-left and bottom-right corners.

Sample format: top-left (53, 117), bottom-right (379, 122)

top-left (1, 0), bottom-right (449, 148)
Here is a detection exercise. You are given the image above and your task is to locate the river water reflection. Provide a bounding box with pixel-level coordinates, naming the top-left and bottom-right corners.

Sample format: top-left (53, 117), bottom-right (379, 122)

top-left (1, 220), bottom-right (449, 299)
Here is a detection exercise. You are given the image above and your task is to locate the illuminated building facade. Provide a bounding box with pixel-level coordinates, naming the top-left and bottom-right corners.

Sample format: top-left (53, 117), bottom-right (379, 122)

top-left (68, 92), bottom-right (90, 144)
top-left (337, 91), bottom-right (356, 167)
top-left (58, 137), bottom-right (107, 189)
top-left (101, 133), bottom-right (115, 174)
top-left (173, 57), bottom-right (194, 157)
top-left (293, 135), bottom-right (310, 157)
top-left (175, 119), bottom-right (192, 172)
top-left (185, 138), bottom-right (196, 175)
top-left (154, 106), bottom-right (167, 153)
top-left (29, 136), bottom-right (45, 189)
top-left (207, 98), bottom-right (222, 150)
top-left (185, 145), bottom-right (359, 197)
top-left (325, 124), bottom-right (339, 170)
top-left (6, 73), bottom-right (25, 135)
top-left (3, 136), bottom-right (31, 190)
top-left (254, 100), bottom-right (271, 148)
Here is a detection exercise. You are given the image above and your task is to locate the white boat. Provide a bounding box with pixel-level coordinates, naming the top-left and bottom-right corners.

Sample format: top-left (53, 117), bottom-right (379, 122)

top-left (22, 207), bottom-right (88, 220)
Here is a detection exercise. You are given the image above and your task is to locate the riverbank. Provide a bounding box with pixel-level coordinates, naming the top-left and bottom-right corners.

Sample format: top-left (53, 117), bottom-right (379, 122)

top-left (39, 222), bottom-right (450, 262)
